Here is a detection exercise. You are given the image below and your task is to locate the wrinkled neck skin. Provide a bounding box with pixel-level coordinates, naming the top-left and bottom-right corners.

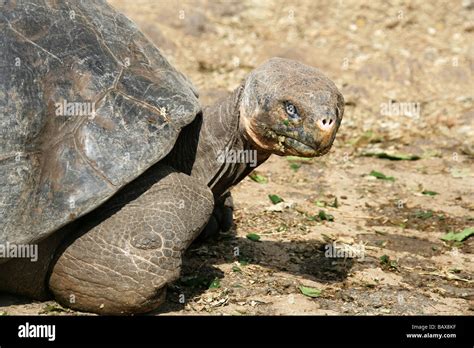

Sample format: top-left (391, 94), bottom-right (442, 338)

top-left (189, 85), bottom-right (270, 198)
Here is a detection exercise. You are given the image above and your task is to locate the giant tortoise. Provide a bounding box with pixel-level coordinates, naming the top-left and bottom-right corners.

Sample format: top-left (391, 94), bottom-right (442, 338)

top-left (0, 0), bottom-right (344, 314)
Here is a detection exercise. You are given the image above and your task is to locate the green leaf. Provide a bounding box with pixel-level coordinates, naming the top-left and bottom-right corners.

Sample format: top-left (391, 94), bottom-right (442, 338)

top-left (306, 215), bottom-right (318, 221)
top-left (362, 152), bottom-right (420, 161)
top-left (422, 150), bottom-right (442, 158)
top-left (232, 265), bottom-right (242, 272)
top-left (209, 278), bottom-right (221, 289)
top-left (369, 170), bottom-right (395, 181)
top-left (414, 210), bottom-right (433, 219)
top-left (329, 197), bottom-right (339, 208)
top-left (347, 130), bottom-right (383, 146)
top-left (380, 255), bottom-right (398, 269)
top-left (40, 304), bottom-right (68, 314)
top-left (246, 233), bottom-right (261, 242)
top-left (290, 163), bottom-right (301, 171)
top-left (450, 168), bottom-right (471, 178)
top-left (287, 156), bottom-right (312, 162)
top-left (238, 259), bottom-right (250, 266)
top-left (299, 286), bottom-right (322, 298)
top-left (268, 194), bottom-right (283, 204)
top-left (440, 227), bottom-right (474, 242)
top-left (249, 172), bottom-right (268, 184)
top-left (318, 210), bottom-right (334, 222)
top-left (422, 190), bottom-right (438, 196)
top-left (363, 130), bottom-right (374, 138)
top-left (314, 200), bottom-right (326, 207)
top-left (380, 255), bottom-right (390, 264)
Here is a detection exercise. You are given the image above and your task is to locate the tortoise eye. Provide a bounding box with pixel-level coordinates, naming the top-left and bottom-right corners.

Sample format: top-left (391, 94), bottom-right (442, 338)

top-left (285, 102), bottom-right (299, 119)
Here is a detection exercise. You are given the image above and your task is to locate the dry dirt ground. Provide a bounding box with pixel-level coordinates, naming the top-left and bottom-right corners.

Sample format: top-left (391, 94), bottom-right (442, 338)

top-left (1, 0), bottom-right (473, 315)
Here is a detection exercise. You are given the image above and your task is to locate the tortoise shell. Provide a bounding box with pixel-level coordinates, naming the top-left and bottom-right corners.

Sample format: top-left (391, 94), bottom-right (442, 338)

top-left (0, 0), bottom-right (200, 256)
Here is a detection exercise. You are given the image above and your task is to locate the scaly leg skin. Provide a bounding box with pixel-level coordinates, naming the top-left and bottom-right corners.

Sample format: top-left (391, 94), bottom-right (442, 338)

top-left (199, 192), bottom-right (234, 241)
top-left (48, 165), bottom-right (213, 315)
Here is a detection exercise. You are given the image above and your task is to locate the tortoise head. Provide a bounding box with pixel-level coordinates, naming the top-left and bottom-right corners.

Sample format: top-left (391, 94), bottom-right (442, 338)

top-left (239, 57), bottom-right (344, 157)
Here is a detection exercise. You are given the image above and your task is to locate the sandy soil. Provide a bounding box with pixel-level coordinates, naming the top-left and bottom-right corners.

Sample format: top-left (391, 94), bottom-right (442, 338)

top-left (1, 0), bottom-right (472, 315)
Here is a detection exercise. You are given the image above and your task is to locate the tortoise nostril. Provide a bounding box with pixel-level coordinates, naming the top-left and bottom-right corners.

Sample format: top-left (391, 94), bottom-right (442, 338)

top-left (318, 117), bottom-right (335, 131)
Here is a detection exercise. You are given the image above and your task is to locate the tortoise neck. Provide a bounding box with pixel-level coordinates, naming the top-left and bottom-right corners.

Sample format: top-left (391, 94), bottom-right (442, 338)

top-left (191, 84), bottom-right (270, 196)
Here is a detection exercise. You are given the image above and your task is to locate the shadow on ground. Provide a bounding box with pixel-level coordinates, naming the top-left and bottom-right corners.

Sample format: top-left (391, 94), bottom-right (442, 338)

top-left (155, 232), bottom-right (355, 314)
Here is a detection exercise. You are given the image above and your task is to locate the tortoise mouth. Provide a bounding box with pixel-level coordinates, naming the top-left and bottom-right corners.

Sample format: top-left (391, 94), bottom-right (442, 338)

top-left (282, 135), bottom-right (318, 156)
top-left (243, 121), bottom-right (333, 157)
top-left (268, 130), bottom-right (329, 157)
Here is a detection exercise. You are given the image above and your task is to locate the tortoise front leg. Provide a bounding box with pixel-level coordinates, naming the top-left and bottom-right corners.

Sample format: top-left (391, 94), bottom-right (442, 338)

top-left (48, 165), bottom-right (213, 315)
top-left (199, 192), bottom-right (234, 240)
